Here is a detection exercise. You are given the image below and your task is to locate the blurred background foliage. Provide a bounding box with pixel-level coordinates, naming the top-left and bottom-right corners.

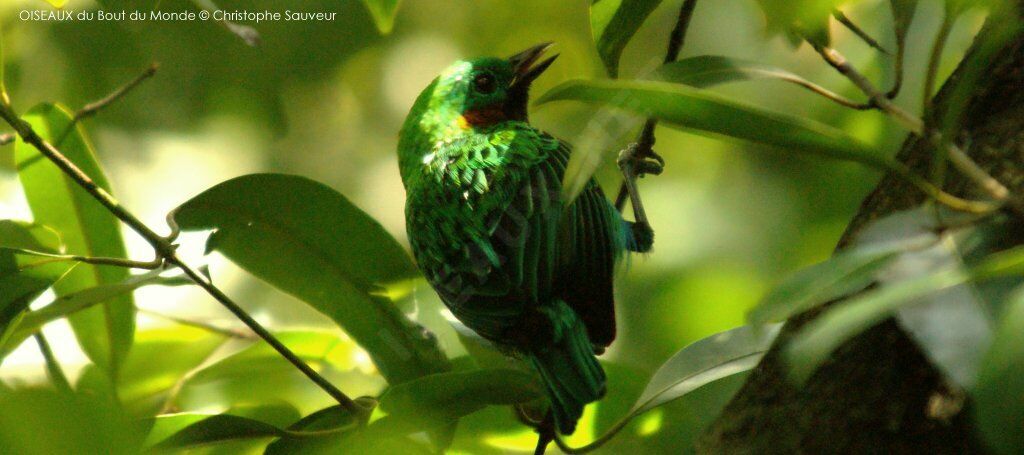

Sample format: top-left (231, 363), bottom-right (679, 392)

top-left (0, 0), bottom-right (987, 453)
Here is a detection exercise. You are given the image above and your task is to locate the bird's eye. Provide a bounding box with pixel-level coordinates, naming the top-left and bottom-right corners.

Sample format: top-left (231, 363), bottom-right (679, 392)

top-left (473, 73), bottom-right (497, 94)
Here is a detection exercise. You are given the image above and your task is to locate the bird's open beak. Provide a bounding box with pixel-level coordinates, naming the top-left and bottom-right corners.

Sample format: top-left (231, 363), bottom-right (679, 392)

top-left (508, 42), bottom-right (558, 91)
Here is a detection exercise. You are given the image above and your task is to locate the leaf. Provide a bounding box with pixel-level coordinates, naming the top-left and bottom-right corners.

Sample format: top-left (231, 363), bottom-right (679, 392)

top-left (537, 79), bottom-right (891, 201)
top-left (360, 0), bottom-right (401, 34)
top-left (975, 286), bottom-right (1024, 453)
top-left (264, 402), bottom-right (374, 454)
top-left (590, 0), bottom-right (665, 77)
top-left (786, 229), bottom-right (1024, 384)
top-left (149, 404), bottom-right (301, 450)
top-left (190, 0), bottom-right (261, 46)
top-left (0, 271), bottom-right (189, 359)
top-left (370, 369), bottom-right (543, 435)
top-left (15, 103), bottom-right (135, 375)
top-left (172, 173), bottom-right (448, 384)
top-left (0, 221), bottom-right (74, 352)
top-left (77, 325), bottom-right (229, 417)
top-left (748, 240), bottom-right (923, 327)
top-left (630, 324), bottom-right (780, 416)
top-left (754, 0), bottom-right (842, 47)
top-left (42, 0), bottom-right (69, 7)
top-left (0, 388), bottom-right (142, 454)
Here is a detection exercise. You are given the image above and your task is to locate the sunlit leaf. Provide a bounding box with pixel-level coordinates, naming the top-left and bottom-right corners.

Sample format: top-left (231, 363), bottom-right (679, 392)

top-left (755, 0), bottom-right (844, 46)
top-left (15, 103), bottom-right (135, 376)
top-left (360, 0), bottom-right (401, 34)
top-left (370, 369), bottom-right (543, 435)
top-left (172, 173), bottom-right (448, 384)
top-left (537, 79), bottom-right (889, 201)
top-left (590, 0), bottom-right (664, 77)
top-left (0, 388), bottom-right (142, 454)
top-left (0, 271), bottom-right (189, 359)
top-left (631, 324), bottom-right (780, 416)
top-left (975, 286), bottom-right (1024, 453)
top-left (0, 220), bottom-right (62, 252)
top-left (41, 0), bottom-right (68, 8)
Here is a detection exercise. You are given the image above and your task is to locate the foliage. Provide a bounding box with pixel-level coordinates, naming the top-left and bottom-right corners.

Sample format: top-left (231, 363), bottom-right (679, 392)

top-left (1, 0), bottom-right (1022, 453)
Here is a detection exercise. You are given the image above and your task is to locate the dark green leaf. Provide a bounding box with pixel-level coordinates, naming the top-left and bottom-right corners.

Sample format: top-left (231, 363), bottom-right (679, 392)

top-left (15, 103), bottom-right (134, 375)
top-left (537, 79), bottom-right (891, 200)
top-left (0, 221), bottom-right (74, 354)
top-left (975, 286), bottom-right (1024, 453)
top-left (264, 401), bottom-right (374, 454)
top-left (172, 173), bottom-right (448, 384)
top-left (889, 0), bottom-right (918, 50)
top-left (652, 55), bottom-right (819, 88)
top-left (631, 324), bottom-right (780, 416)
top-left (360, 0), bottom-right (401, 34)
top-left (371, 369), bottom-right (543, 435)
top-left (149, 404), bottom-right (301, 450)
top-left (590, 0), bottom-right (664, 77)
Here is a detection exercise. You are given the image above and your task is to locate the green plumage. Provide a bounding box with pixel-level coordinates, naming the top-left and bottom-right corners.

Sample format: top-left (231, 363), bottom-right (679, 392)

top-left (397, 47), bottom-right (644, 434)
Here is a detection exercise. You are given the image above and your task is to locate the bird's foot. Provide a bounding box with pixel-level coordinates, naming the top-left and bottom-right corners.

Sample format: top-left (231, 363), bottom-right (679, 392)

top-left (617, 142), bottom-right (664, 178)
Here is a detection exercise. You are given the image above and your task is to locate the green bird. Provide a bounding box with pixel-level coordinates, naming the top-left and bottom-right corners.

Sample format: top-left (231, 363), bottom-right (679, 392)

top-left (398, 43), bottom-right (651, 435)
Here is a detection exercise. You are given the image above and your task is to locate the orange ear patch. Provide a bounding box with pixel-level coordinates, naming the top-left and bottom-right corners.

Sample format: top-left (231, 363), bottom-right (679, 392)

top-left (459, 106), bottom-right (507, 129)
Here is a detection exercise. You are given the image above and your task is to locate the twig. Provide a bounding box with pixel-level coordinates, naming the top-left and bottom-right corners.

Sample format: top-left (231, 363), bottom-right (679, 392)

top-left (0, 72), bottom-right (362, 415)
top-left (812, 44), bottom-right (1021, 216)
top-left (833, 10), bottom-right (889, 54)
top-left (54, 63), bottom-right (158, 146)
top-left (4, 247), bottom-right (162, 270)
top-left (613, 0), bottom-right (699, 221)
top-left (34, 332), bottom-right (72, 393)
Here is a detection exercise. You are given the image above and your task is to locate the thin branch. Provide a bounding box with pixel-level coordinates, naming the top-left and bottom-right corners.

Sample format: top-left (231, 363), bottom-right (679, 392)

top-left (3, 247), bottom-right (162, 269)
top-left (833, 10), bottom-right (889, 54)
top-left (0, 74), bottom-right (362, 415)
top-left (812, 44), bottom-right (1022, 217)
top-left (54, 63), bottom-right (159, 146)
top-left (614, 0), bottom-right (699, 220)
top-left (33, 332), bottom-right (72, 393)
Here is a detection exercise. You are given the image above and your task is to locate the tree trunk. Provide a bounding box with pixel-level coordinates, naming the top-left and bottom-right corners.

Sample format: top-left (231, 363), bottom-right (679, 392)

top-left (697, 8), bottom-right (1024, 454)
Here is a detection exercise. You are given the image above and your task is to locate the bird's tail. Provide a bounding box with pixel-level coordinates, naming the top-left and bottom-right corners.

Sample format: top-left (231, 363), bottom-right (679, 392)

top-left (528, 300), bottom-right (606, 434)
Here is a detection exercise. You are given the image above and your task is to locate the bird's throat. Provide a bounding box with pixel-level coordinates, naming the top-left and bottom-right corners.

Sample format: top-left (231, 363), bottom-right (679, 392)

top-left (458, 106), bottom-right (507, 129)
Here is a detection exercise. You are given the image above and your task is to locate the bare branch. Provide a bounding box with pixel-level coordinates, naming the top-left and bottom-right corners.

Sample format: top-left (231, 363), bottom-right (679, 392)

top-left (54, 63), bottom-right (159, 145)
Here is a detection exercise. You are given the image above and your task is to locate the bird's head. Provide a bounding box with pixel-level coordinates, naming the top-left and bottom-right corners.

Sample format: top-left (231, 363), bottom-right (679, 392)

top-left (405, 43), bottom-right (557, 138)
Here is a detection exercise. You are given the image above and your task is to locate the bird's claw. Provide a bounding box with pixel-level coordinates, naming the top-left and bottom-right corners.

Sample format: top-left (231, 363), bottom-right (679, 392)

top-left (617, 143), bottom-right (664, 178)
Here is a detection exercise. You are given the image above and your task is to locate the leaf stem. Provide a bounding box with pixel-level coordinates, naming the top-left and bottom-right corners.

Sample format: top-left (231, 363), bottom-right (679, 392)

top-left (833, 10), bottom-right (889, 54)
top-left (55, 64), bottom-right (158, 146)
top-left (0, 71), bottom-right (362, 415)
top-left (34, 332), bottom-right (72, 394)
top-left (3, 247), bottom-right (162, 269)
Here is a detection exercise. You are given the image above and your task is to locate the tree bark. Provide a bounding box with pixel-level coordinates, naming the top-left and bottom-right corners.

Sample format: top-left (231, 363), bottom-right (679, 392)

top-left (697, 8), bottom-right (1024, 454)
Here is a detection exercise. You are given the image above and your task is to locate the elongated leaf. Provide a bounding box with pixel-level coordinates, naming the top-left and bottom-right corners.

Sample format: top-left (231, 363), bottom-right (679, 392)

top-left (537, 79), bottom-right (890, 200)
top-left (361, 0), bottom-right (401, 34)
top-left (889, 0), bottom-right (919, 49)
top-left (748, 225), bottom-right (937, 326)
top-left (264, 401), bottom-right (375, 454)
top-left (755, 0), bottom-right (842, 46)
top-left (631, 324), bottom-right (780, 416)
top-left (173, 174), bottom-right (448, 384)
top-left (0, 221), bottom-right (73, 353)
top-left (975, 286), bottom-right (1024, 453)
top-left (786, 241), bottom-right (1024, 384)
top-left (15, 103), bottom-right (134, 375)
top-left (590, 0), bottom-right (664, 77)
top-left (1, 271), bottom-right (188, 359)
top-left (651, 56), bottom-right (859, 107)
top-left (370, 369), bottom-right (543, 435)
top-left (150, 404), bottom-right (301, 450)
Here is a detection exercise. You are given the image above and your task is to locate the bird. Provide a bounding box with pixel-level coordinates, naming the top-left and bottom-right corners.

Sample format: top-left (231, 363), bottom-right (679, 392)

top-left (397, 43), bottom-right (652, 436)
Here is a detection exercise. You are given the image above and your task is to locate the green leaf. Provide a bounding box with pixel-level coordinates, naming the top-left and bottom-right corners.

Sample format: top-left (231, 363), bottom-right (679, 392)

top-left (786, 236), bottom-right (1024, 385)
top-left (264, 402), bottom-right (373, 454)
top-left (77, 325), bottom-right (229, 417)
top-left (15, 103), bottom-right (135, 375)
top-left (975, 286), bottom-right (1024, 453)
top-left (537, 79), bottom-right (890, 201)
top-left (630, 324), bottom-right (780, 416)
top-left (360, 0), bottom-right (401, 34)
top-left (172, 173), bottom-right (448, 384)
top-left (590, 0), bottom-right (664, 77)
top-left (748, 233), bottom-right (933, 327)
top-left (754, 0), bottom-right (842, 47)
top-left (149, 404), bottom-right (302, 450)
top-left (0, 388), bottom-right (142, 454)
top-left (1, 271), bottom-right (188, 359)
top-left (889, 0), bottom-right (919, 52)
top-left (42, 0), bottom-right (69, 7)
top-left (0, 221), bottom-right (75, 353)
top-left (371, 369), bottom-right (543, 435)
